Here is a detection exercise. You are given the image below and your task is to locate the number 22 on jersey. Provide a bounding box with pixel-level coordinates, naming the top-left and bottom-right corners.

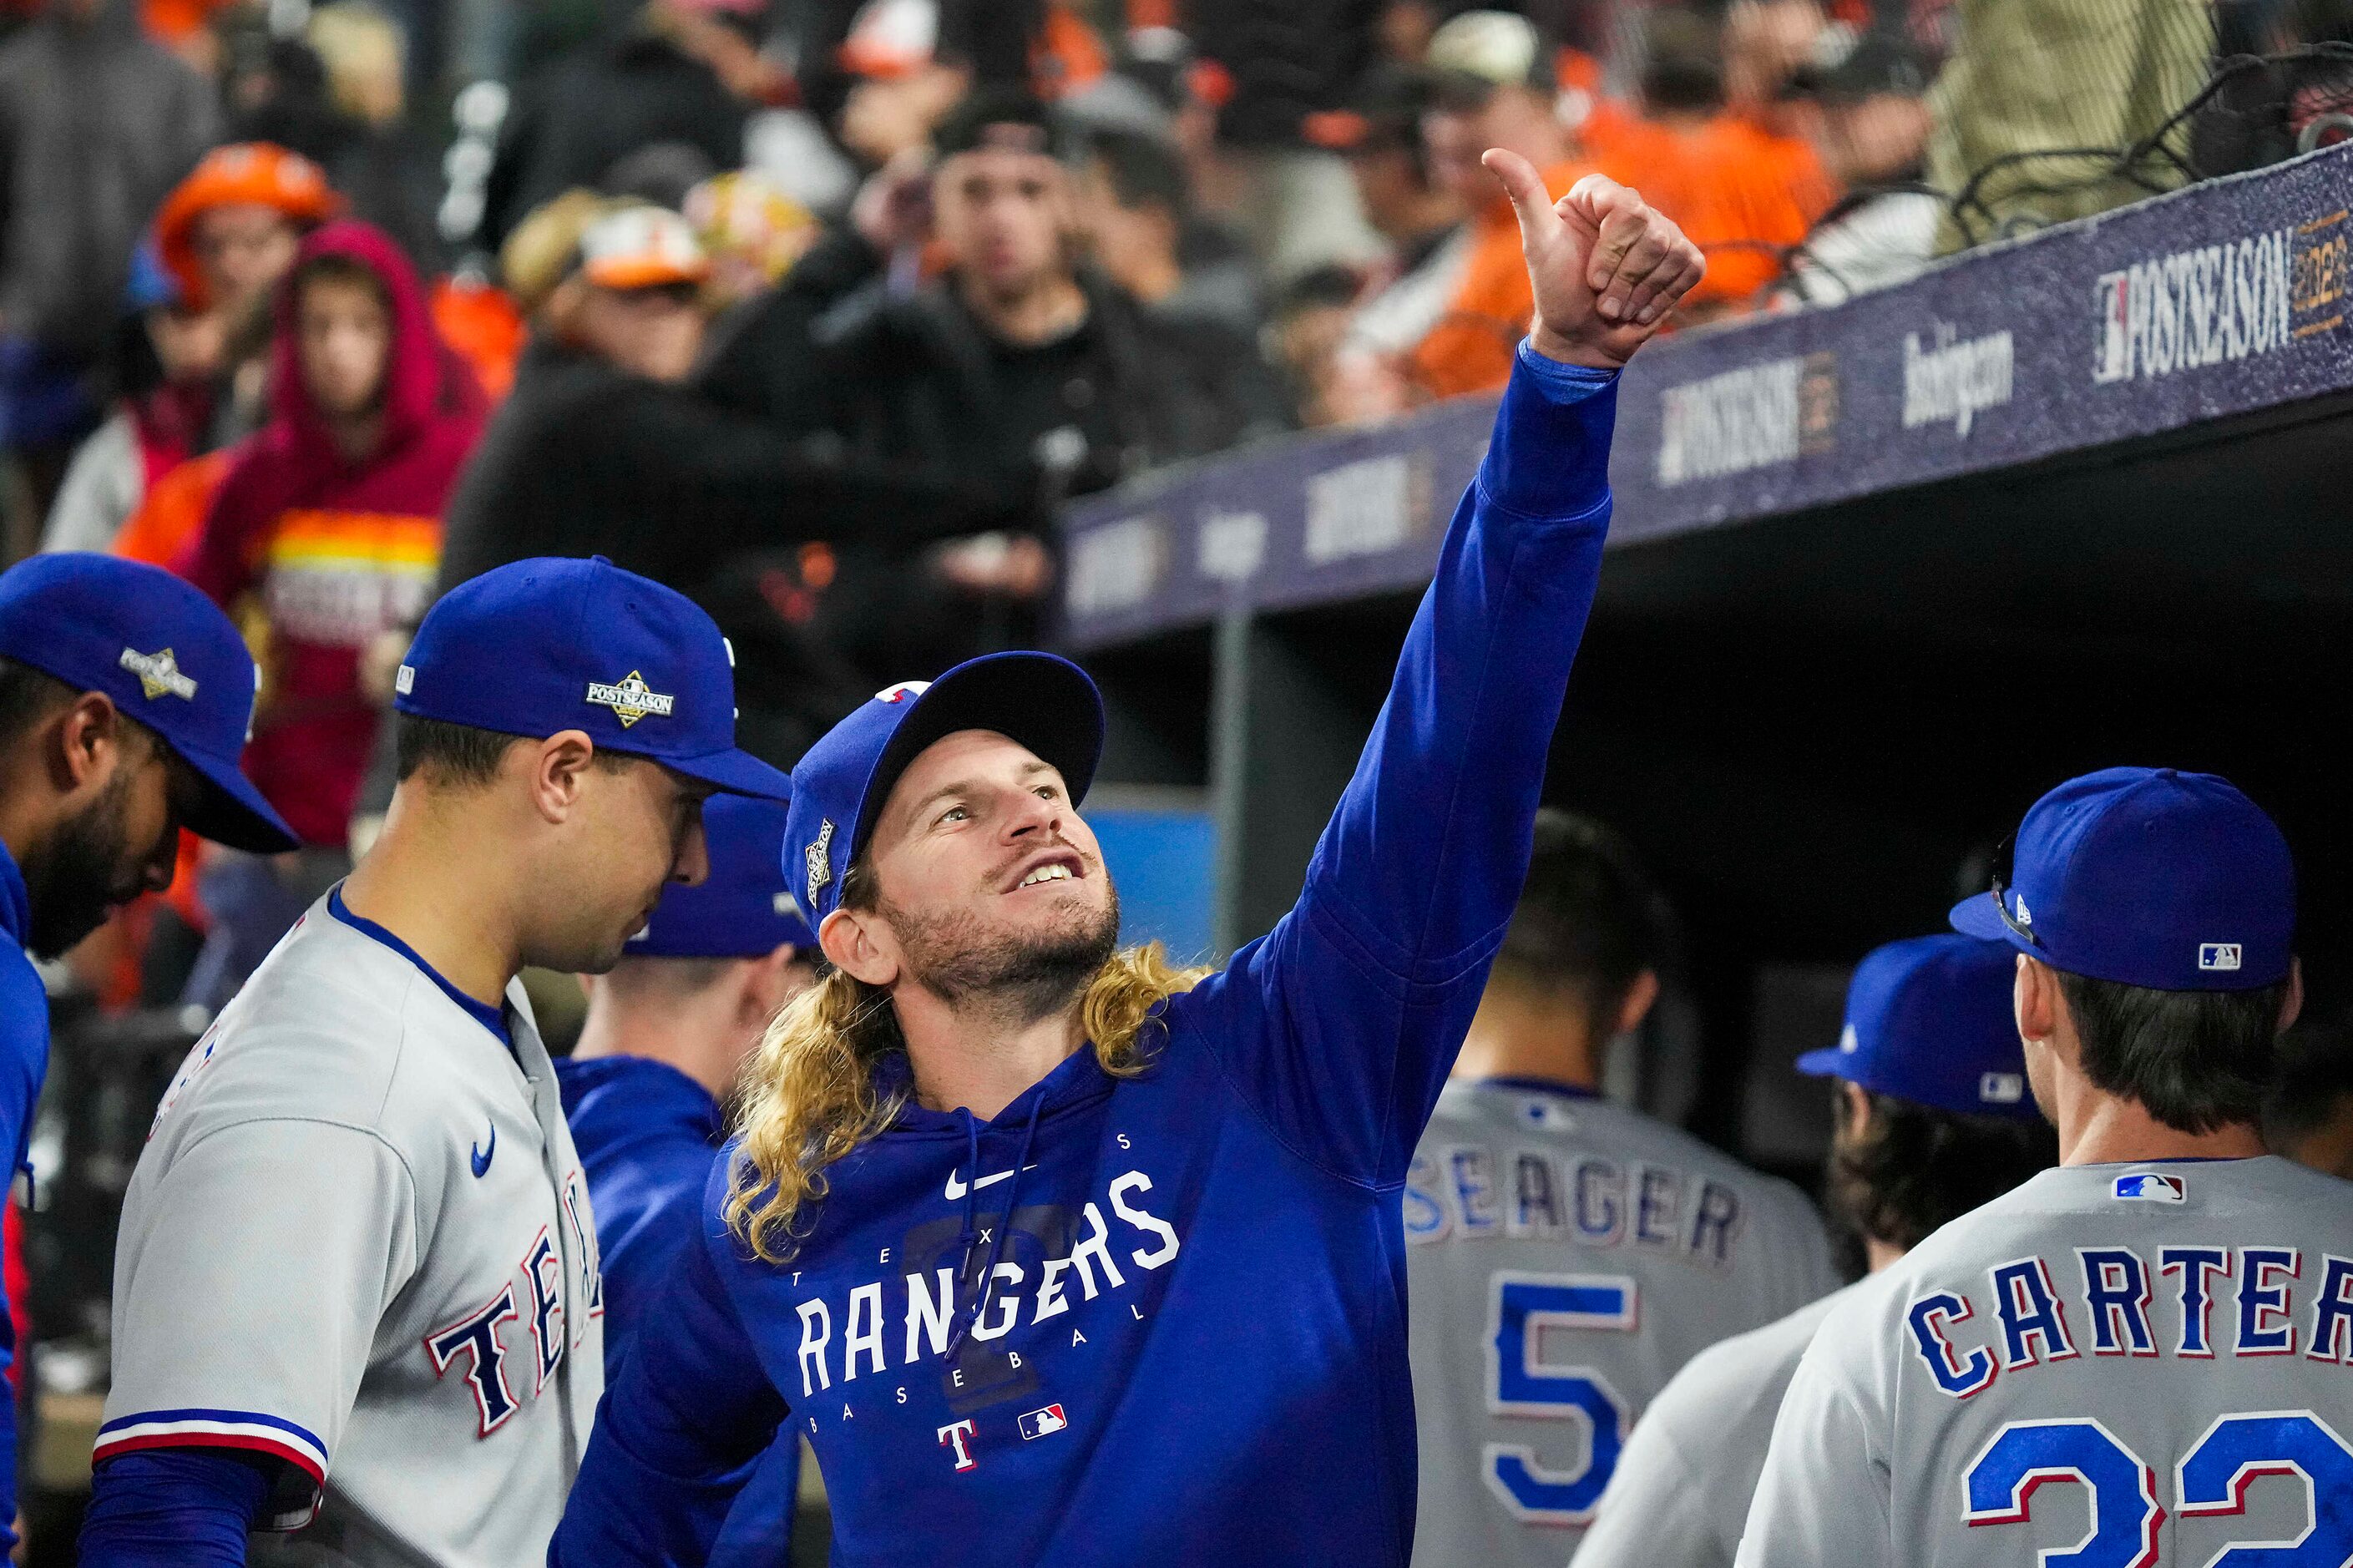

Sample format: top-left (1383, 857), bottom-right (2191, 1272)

top-left (1482, 1272), bottom-right (1637, 1525)
top-left (1964, 1410), bottom-right (2353, 1566)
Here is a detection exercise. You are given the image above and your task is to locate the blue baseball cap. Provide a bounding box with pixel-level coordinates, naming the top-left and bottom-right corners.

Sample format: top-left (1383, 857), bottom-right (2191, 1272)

top-left (627, 795), bottom-right (815, 959)
top-left (0, 553), bottom-right (297, 853)
top-left (1797, 934), bottom-right (2038, 1120)
top-left (786, 652), bottom-right (1103, 927)
top-left (394, 557), bottom-right (788, 800)
top-left (1949, 767), bottom-right (2294, 991)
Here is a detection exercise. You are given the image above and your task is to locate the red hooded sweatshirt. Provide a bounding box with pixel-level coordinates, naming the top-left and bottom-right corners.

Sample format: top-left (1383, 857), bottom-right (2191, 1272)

top-left (181, 221), bottom-right (486, 847)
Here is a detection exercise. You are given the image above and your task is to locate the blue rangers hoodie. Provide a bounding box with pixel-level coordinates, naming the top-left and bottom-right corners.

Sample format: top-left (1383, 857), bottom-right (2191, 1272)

top-left (549, 344), bottom-right (1620, 1567)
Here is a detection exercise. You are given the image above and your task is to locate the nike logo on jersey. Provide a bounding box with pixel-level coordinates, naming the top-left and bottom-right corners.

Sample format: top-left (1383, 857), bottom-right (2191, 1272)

top-left (471, 1124), bottom-right (496, 1178)
top-left (944, 1164), bottom-right (1037, 1201)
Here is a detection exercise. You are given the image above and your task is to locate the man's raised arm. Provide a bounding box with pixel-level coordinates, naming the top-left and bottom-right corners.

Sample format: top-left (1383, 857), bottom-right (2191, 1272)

top-left (1182, 155), bottom-right (1703, 1186)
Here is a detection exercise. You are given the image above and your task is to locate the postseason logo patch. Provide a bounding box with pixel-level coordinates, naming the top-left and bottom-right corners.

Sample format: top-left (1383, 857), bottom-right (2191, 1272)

top-left (585, 670), bottom-right (675, 728)
top-left (2113, 1171), bottom-right (2187, 1203)
top-left (119, 646), bottom-right (197, 701)
top-left (804, 818), bottom-right (835, 908)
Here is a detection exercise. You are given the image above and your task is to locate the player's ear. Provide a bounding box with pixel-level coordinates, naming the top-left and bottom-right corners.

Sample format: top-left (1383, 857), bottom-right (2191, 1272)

top-left (739, 943), bottom-right (808, 1027)
top-left (50, 690), bottom-right (125, 796)
top-left (2014, 953), bottom-right (2060, 1049)
top-left (525, 730), bottom-right (597, 823)
top-left (818, 907), bottom-right (898, 989)
top-left (2279, 957), bottom-right (2304, 1035)
top-left (1613, 969), bottom-right (1661, 1038)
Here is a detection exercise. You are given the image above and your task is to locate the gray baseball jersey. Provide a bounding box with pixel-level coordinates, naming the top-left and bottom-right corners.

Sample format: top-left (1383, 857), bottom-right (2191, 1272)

top-left (1576, 1282), bottom-right (1855, 1568)
top-left (99, 892), bottom-right (605, 1566)
top-left (1405, 1081), bottom-right (1839, 1568)
top-left (1738, 1156), bottom-right (2353, 1568)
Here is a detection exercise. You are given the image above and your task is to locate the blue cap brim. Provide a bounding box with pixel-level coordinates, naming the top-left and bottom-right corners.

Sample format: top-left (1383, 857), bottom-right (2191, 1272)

top-left (1794, 1046), bottom-right (1854, 1080)
top-left (1949, 891), bottom-right (2022, 946)
top-left (654, 745), bottom-right (793, 802)
top-left (855, 652), bottom-right (1103, 864)
top-left (179, 747), bottom-right (301, 853)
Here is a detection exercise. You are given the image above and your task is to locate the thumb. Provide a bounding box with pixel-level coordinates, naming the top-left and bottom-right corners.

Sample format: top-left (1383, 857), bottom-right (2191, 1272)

top-left (1481, 148), bottom-right (1561, 240)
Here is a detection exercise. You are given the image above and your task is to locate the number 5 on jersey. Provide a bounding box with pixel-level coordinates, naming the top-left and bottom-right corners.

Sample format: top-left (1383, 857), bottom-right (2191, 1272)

top-left (1483, 1272), bottom-right (1637, 1525)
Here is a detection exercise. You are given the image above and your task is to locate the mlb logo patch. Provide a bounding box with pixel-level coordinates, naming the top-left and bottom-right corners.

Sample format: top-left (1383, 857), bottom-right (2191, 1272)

top-left (1018, 1404), bottom-right (1067, 1441)
top-left (2113, 1172), bottom-right (2186, 1203)
top-left (1978, 1071), bottom-right (2024, 1105)
top-left (2199, 943), bottom-right (2242, 972)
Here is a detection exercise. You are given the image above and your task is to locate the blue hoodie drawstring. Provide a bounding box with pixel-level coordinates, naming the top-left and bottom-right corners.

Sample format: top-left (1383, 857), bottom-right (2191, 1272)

top-left (952, 1109), bottom-right (982, 1270)
top-left (945, 1091), bottom-right (1045, 1359)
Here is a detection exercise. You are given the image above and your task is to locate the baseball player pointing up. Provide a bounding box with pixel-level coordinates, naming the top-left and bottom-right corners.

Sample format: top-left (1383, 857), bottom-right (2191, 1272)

top-left (1739, 768), bottom-right (2349, 1568)
top-left (80, 558), bottom-right (792, 1567)
top-left (552, 148), bottom-right (1702, 1567)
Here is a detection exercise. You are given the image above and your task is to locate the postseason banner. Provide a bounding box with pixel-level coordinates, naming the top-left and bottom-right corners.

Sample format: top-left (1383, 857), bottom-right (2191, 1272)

top-left (1060, 142), bottom-right (2353, 650)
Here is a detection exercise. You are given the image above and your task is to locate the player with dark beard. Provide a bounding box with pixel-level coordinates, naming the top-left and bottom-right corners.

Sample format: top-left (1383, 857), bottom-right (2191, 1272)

top-left (0, 553), bottom-right (297, 1556)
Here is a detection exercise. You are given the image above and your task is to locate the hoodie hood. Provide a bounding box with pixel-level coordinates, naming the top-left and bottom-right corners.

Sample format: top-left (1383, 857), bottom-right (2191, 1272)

top-left (266, 220), bottom-right (482, 474)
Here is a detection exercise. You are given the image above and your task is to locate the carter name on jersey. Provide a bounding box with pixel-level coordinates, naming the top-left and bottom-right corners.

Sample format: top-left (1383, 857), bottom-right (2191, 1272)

top-left (1906, 1242), bottom-right (2353, 1398)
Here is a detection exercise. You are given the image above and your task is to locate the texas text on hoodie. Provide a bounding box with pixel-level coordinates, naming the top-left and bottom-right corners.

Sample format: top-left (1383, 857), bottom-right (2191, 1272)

top-left (550, 345), bottom-right (1620, 1568)
top-left (180, 220), bottom-right (485, 846)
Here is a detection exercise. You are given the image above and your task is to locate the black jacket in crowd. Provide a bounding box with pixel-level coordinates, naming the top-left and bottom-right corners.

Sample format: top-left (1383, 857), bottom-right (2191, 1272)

top-left (438, 336), bottom-right (1039, 760)
top-left (807, 267), bottom-right (1288, 498)
top-left (481, 27), bottom-right (747, 247)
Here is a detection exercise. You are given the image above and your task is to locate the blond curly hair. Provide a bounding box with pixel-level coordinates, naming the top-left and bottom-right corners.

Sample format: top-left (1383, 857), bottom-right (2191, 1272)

top-left (724, 891), bottom-right (1207, 1263)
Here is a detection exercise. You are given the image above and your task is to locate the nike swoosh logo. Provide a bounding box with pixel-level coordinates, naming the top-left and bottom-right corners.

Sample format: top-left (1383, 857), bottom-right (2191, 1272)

top-left (944, 1164), bottom-right (1036, 1201)
top-left (470, 1123), bottom-right (495, 1179)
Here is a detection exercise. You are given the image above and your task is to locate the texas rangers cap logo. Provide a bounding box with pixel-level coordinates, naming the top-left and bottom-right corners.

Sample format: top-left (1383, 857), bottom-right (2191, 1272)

top-left (2113, 1171), bottom-right (2186, 1202)
top-left (805, 818), bottom-right (835, 908)
top-left (119, 646), bottom-right (197, 701)
top-left (585, 670), bottom-right (675, 728)
top-left (876, 680), bottom-right (930, 704)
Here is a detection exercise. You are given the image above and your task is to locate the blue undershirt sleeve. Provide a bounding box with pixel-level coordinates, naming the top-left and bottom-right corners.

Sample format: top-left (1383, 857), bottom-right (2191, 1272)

top-left (3, 962), bottom-right (52, 1552)
top-left (78, 1449), bottom-right (271, 1565)
top-left (552, 1156), bottom-right (793, 1565)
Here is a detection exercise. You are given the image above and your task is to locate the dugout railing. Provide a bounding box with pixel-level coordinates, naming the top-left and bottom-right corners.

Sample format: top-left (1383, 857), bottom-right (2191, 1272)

top-left (1059, 139), bottom-right (2353, 1172)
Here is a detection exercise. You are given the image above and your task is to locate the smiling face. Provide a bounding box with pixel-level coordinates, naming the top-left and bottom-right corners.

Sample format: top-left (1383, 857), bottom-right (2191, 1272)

top-left (834, 727), bottom-right (1117, 1014)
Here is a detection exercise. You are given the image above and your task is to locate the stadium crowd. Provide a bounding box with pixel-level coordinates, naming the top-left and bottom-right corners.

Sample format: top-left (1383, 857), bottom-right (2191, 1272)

top-left (0, 0), bottom-right (1970, 1011)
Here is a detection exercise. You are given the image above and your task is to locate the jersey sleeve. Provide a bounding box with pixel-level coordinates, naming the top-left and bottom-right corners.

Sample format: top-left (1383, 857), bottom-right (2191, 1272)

top-left (1735, 1332), bottom-right (1893, 1568)
top-left (551, 1162), bottom-right (792, 1565)
top-left (1171, 346), bottom-right (1618, 1186)
top-left (1580, 1409), bottom-right (1730, 1568)
top-left (98, 1118), bottom-right (419, 1529)
top-left (1, 960), bottom-right (46, 1548)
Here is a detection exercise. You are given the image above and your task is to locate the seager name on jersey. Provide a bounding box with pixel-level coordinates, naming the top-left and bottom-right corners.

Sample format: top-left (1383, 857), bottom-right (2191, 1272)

top-left (1906, 1242), bottom-right (2353, 1397)
top-left (792, 1169), bottom-right (1181, 1399)
top-left (1404, 1144), bottom-right (1751, 1267)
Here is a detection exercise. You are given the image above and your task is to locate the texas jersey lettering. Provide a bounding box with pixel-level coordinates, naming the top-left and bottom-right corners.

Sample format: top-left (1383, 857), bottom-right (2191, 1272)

top-left (1405, 1082), bottom-right (1837, 1567)
top-left (99, 896), bottom-right (604, 1566)
top-left (1740, 1156), bottom-right (2353, 1568)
